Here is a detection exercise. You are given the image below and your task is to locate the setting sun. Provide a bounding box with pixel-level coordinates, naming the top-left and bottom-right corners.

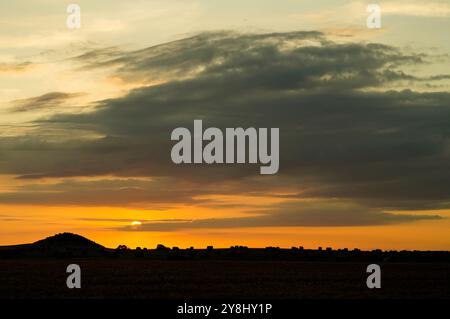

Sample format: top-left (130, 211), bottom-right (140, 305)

top-left (131, 221), bottom-right (142, 227)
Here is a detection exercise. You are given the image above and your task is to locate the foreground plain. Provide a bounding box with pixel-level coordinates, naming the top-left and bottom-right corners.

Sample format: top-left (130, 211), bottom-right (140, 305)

top-left (0, 260), bottom-right (449, 299)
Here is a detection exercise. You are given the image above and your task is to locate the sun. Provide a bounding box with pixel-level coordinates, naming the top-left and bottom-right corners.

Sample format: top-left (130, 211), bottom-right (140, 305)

top-left (131, 221), bottom-right (142, 226)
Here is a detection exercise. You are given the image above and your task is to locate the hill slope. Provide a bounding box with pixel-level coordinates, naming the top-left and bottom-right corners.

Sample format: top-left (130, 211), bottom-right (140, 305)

top-left (33, 233), bottom-right (104, 249)
top-left (0, 233), bottom-right (106, 258)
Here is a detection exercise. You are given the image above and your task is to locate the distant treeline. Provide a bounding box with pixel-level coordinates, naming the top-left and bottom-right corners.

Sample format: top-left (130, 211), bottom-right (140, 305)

top-left (2, 243), bottom-right (450, 262)
top-left (1, 233), bottom-right (449, 262)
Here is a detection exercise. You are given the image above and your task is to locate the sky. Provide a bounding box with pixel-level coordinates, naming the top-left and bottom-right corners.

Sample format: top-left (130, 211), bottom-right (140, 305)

top-left (1, 0), bottom-right (450, 250)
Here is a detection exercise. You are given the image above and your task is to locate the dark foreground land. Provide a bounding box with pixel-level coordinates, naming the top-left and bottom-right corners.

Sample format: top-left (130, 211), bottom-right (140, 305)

top-left (0, 260), bottom-right (449, 299)
top-left (0, 233), bottom-right (449, 299)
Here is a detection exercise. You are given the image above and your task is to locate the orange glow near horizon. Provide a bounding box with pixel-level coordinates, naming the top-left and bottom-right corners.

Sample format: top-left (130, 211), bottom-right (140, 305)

top-left (1, 204), bottom-right (449, 251)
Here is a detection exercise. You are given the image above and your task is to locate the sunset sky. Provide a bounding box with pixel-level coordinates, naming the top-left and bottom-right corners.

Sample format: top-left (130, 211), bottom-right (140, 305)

top-left (1, 0), bottom-right (450, 250)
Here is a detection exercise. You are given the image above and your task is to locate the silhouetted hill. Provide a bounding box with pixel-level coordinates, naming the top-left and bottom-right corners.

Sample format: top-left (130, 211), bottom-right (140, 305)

top-left (33, 233), bottom-right (104, 250)
top-left (0, 233), bottom-right (106, 258)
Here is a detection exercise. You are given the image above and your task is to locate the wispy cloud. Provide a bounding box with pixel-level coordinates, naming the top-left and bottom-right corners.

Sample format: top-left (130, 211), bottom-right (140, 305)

top-left (11, 92), bottom-right (85, 112)
top-left (382, 1), bottom-right (450, 17)
top-left (0, 61), bottom-right (34, 73)
top-left (120, 201), bottom-right (442, 231)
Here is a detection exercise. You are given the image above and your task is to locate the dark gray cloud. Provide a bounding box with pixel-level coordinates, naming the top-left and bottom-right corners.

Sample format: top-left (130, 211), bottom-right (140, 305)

top-left (120, 201), bottom-right (442, 231)
top-left (1, 31), bottom-right (450, 227)
top-left (73, 31), bottom-right (327, 83)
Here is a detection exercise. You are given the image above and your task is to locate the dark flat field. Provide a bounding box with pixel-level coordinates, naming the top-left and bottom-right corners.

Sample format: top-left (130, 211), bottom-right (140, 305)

top-left (0, 260), bottom-right (449, 299)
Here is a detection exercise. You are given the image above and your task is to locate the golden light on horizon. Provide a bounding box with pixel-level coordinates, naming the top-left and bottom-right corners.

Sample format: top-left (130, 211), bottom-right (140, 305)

top-left (131, 221), bottom-right (142, 227)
